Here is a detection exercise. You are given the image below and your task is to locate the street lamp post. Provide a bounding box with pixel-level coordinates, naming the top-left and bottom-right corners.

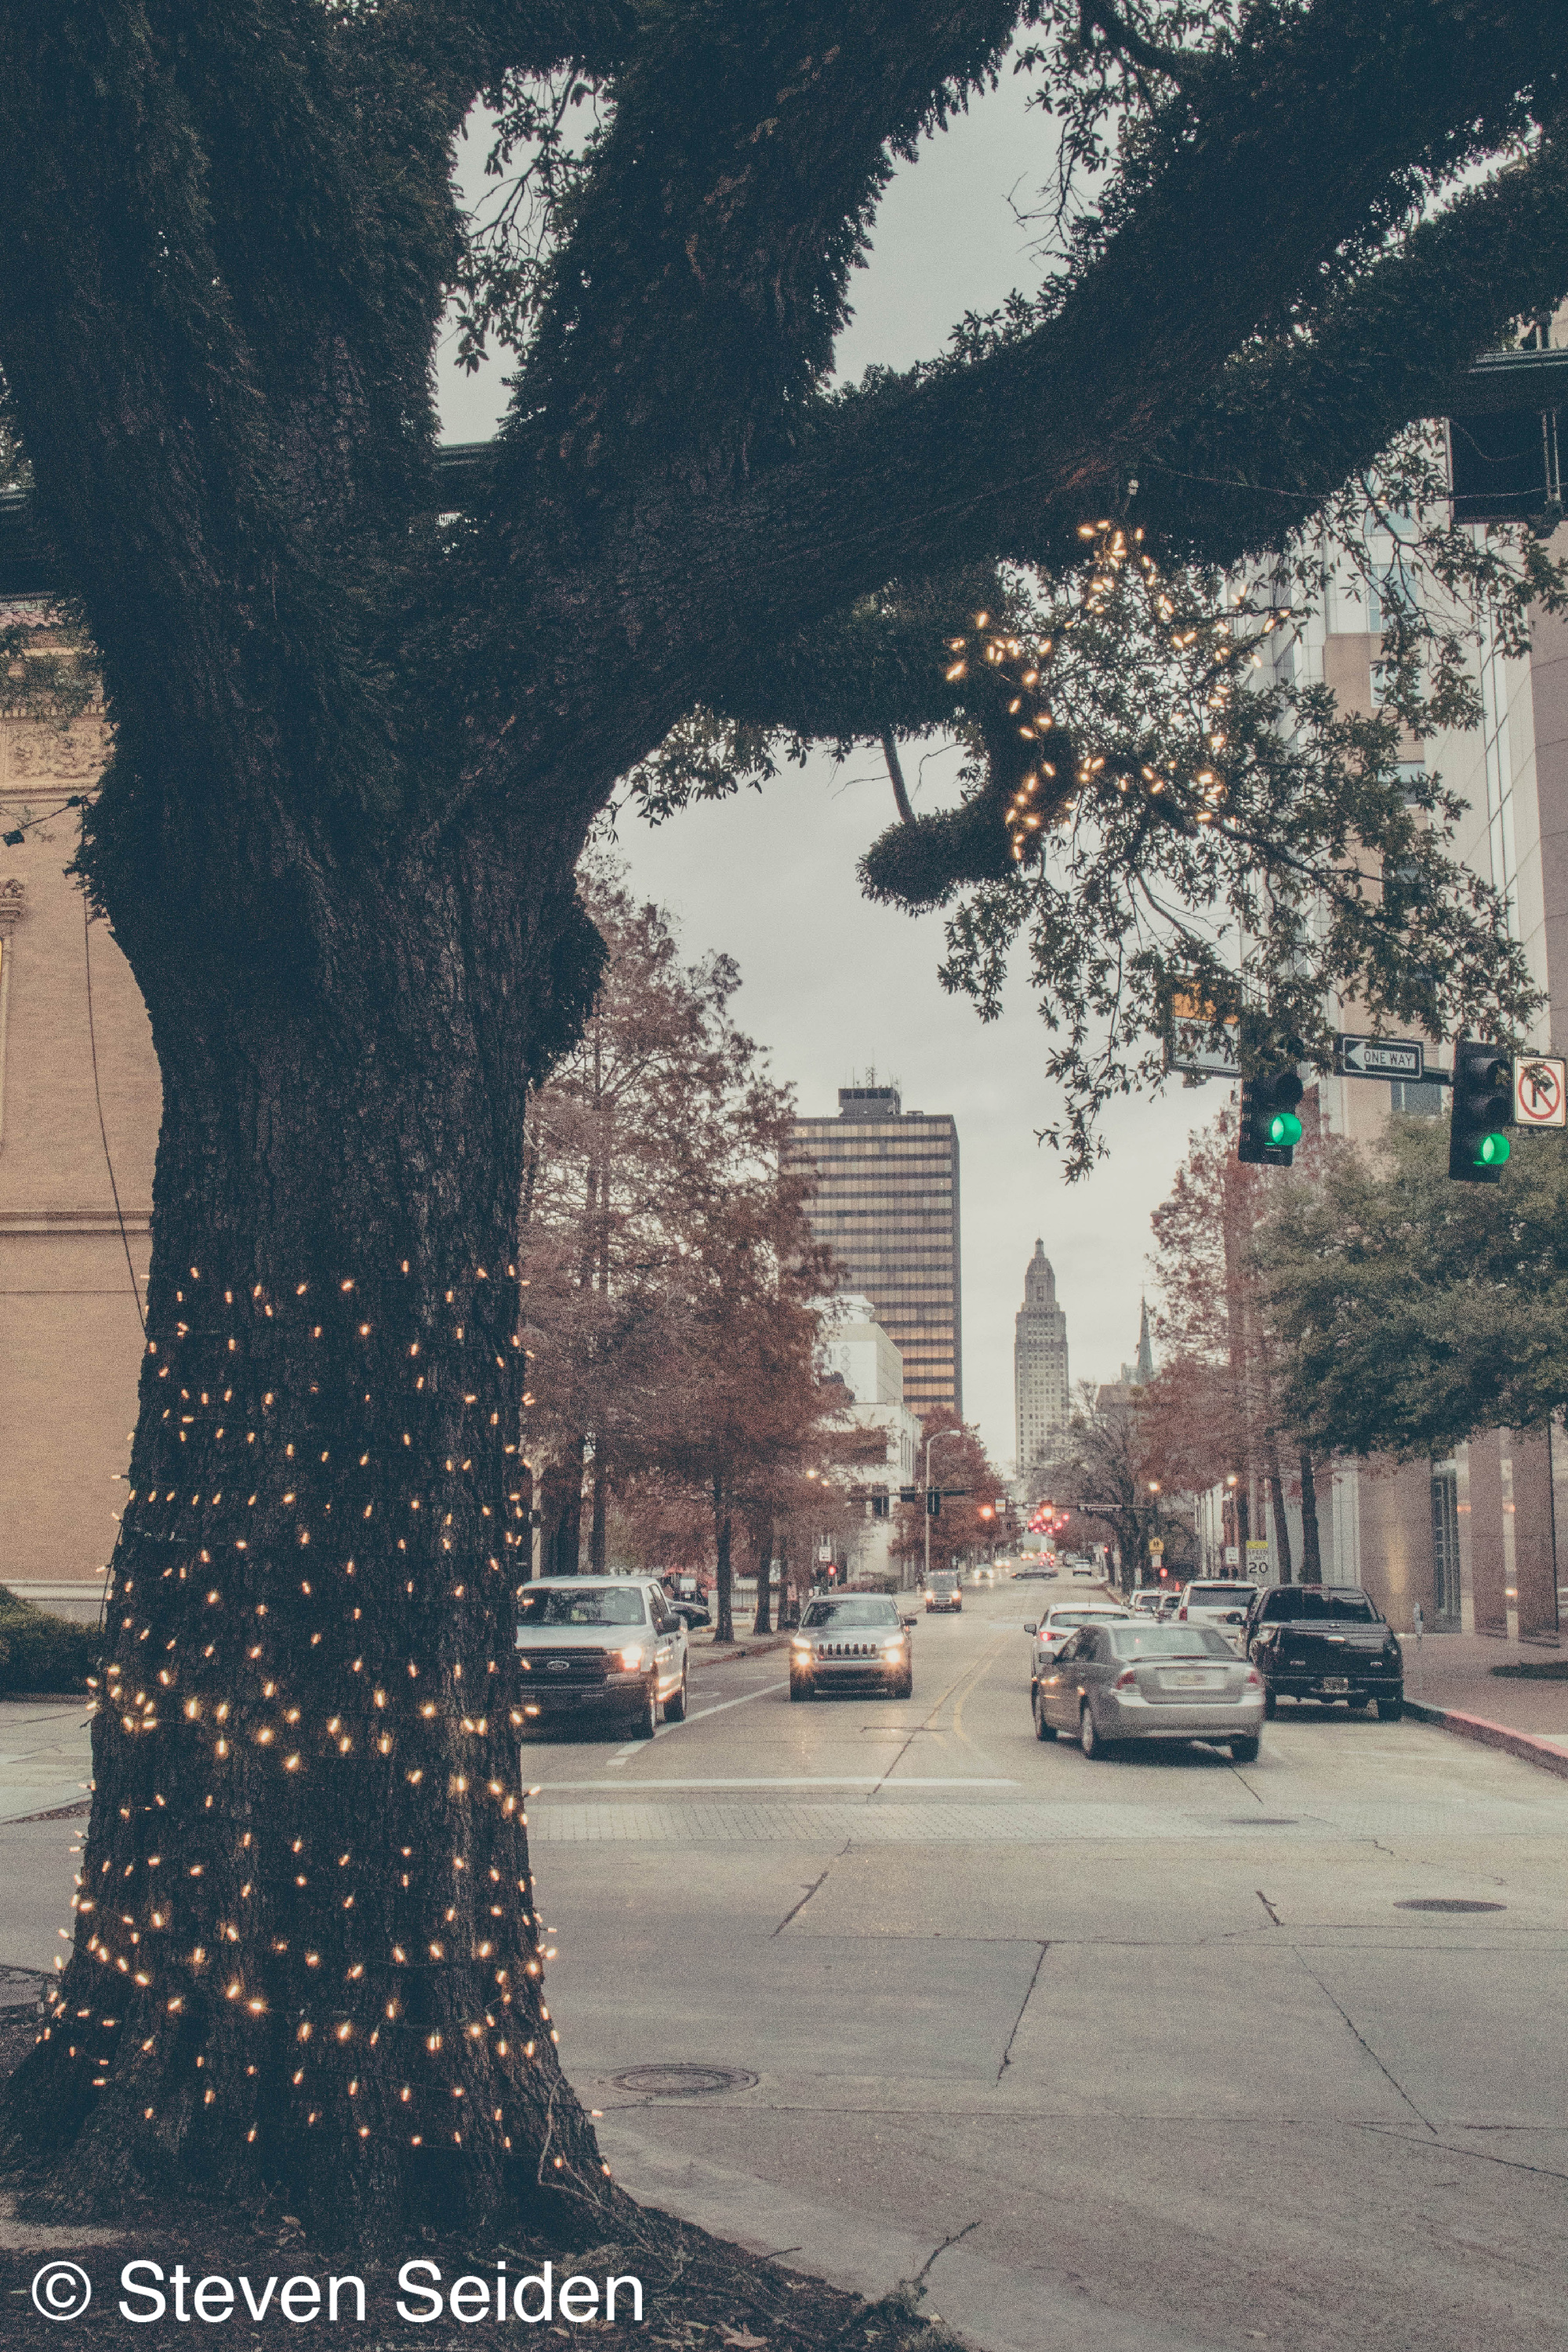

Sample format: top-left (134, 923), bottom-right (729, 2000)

top-left (923, 1428), bottom-right (961, 1590)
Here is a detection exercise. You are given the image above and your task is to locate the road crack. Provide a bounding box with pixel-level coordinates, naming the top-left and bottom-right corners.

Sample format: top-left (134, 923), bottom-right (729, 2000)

top-left (1294, 1953), bottom-right (1436, 2132)
top-left (996, 1941), bottom-right (1048, 2081)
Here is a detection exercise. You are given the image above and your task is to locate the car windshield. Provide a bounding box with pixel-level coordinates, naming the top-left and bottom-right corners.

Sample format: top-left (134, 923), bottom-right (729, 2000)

top-left (1264, 1588), bottom-right (1379, 1623)
top-left (931, 1575), bottom-right (960, 1588)
top-left (1047, 1610), bottom-right (1122, 1630)
top-left (1187, 1588), bottom-right (1250, 1606)
top-left (1110, 1627), bottom-right (1234, 1659)
top-left (517, 1586), bottom-right (647, 1628)
top-left (803, 1599), bottom-right (900, 1628)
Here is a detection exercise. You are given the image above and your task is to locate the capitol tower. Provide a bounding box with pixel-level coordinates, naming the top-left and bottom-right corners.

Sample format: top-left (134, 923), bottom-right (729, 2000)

top-left (1014, 1240), bottom-right (1070, 1472)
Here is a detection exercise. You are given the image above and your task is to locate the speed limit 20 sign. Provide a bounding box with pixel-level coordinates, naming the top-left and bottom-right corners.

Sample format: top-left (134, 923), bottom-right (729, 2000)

top-left (1514, 1054), bottom-right (1568, 1128)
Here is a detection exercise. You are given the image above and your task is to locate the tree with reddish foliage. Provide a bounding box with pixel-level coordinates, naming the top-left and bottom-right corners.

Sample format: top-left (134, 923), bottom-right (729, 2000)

top-left (1148, 1109), bottom-right (1324, 1581)
top-left (518, 861), bottom-right (791, 1577)
top-left (891, 1410), bottom-right (1006, 1580)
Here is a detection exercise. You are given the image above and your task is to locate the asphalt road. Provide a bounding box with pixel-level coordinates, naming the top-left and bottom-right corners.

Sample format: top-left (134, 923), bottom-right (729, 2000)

top-left (5, 1590), bottom-right (1568, 2352)
top-left (522, 1584), bottom-right (1568, 2352)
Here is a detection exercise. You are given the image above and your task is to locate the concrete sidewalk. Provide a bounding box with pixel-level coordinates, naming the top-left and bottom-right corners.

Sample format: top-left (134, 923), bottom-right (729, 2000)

top-left (0, 1699), bottom-right (92, 1824)
top-left (1400, 1630), bottom-right (1568, 1778)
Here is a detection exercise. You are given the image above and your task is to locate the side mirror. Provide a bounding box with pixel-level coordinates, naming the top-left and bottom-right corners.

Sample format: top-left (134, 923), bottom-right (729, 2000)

top-left (1024, 1620), bottom-right (1038, 1634)
top-left (900, 1614), bottom-right (916, 1628)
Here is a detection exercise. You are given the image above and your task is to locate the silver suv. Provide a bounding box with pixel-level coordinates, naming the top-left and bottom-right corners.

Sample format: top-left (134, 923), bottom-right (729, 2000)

top-left (516, 1576), bottom-right (688, 1737)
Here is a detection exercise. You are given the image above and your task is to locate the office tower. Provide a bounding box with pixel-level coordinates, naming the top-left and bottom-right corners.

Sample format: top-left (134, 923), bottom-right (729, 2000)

top-left (787, 1086), bottom-right (961, 1418)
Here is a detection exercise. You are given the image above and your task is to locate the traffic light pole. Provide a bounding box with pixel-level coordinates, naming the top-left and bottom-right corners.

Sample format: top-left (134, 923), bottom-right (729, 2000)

top-left (924, 1428), bottom-right (960, 1588)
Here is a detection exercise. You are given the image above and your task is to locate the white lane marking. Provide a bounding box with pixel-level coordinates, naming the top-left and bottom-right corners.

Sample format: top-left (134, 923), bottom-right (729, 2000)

top-left (532, 1776), bottom-right (1020, 1794)
top-left (687, 1682), bottom-right (789, 1723)
top-left (535, 1677), bottom-right (789, 1783)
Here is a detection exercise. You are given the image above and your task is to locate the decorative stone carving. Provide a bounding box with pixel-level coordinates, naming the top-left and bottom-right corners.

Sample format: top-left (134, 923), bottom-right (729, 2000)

top-left (6, 717), bottom-right (111, 783)
top-left (0, 878), bottom-right (26, 931)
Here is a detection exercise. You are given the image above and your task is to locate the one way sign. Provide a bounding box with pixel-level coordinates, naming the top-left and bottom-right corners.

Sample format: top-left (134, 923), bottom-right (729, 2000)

top-left (1336, 1033), bottom-right (1425, 1080)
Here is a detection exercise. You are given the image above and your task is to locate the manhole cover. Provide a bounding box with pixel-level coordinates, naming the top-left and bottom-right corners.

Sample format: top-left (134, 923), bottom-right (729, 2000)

top-left (611, 2063), bottom-right (758, 2098)
top-left (1394, 1898), bottom-right (1506, 1914)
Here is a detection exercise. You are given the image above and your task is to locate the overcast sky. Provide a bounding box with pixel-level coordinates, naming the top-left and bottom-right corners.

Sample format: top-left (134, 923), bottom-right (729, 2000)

top-left (437, 75), bottom-right (1216, 1470)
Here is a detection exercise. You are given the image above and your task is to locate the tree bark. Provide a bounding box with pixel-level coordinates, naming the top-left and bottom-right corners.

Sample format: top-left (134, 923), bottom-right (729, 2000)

top-left (750, 1512), bottom-right (775, 1637)
top-left (713, 1479), bottom-right (734, 1645)
top-left (1265, 1431), bottom-right (1294, 1584)
top-left (1, 862), bottom-right (616, 2245)
top-left (587, 1461), bottom-right (608, 1574)
top-left (1299, 1449), bottom-right (1324, 1584)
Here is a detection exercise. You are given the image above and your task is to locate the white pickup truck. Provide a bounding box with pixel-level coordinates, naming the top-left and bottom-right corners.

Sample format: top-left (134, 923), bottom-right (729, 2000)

top-left (515, 1575), bottom-right (688, 1738)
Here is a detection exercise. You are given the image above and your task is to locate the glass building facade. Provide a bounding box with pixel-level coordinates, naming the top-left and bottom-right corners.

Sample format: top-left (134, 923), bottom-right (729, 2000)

top-left (787, 1087), bottom-right (961, 1420)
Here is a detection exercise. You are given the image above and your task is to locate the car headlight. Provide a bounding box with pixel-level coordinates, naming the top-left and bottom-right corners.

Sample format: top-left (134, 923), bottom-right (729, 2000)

top-left (883, 1636), bottom-right (906, 1653)
top-left (617, 1644), bottom-right (650, 1671)
top-left (790, 1635), bottom-right (812, 1651)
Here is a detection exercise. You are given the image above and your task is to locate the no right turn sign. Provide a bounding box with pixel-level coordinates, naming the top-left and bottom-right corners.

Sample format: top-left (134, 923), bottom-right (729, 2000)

top-left (1514, 1054), bottom-right (1568, 1127)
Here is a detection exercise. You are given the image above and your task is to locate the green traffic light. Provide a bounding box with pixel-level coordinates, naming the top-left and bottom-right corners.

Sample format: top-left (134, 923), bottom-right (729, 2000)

top-left (1475, 1131), bottom-right (1511, 1167)
top-left (1265, 1112), bottom-right (1304, 1148)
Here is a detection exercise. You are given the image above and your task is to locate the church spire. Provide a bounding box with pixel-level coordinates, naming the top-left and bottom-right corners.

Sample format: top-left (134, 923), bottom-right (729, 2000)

top-left (1135, 1295), bottom-right (1155, 1385)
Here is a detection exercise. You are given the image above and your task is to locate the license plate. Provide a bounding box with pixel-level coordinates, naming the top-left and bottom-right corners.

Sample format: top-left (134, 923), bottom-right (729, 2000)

top-left (1320, 1676), bottom-right (1350, 1693)
top-left (1158, 1668), bottom-right (1226, 1690)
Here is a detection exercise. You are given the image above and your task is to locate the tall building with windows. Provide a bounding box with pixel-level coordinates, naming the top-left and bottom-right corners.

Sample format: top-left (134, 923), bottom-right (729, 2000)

top-left (1014, 1240), bottom-right (1069, 1472)
top-left (787, 1086), bottom-right (961, 1418)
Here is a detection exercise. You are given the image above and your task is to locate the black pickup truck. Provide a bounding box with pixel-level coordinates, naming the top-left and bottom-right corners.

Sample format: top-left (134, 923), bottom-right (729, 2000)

top-left (1241, 1586), bottom-right (1404, 1720)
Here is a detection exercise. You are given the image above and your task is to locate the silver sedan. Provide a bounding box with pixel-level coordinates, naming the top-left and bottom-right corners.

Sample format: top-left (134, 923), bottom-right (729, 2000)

top-left (1033, 1622), bottom-right (1264, 1762)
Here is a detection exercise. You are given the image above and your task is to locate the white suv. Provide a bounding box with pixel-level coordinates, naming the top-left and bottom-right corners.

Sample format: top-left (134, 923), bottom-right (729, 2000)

top-left (1177, 1581), bottom-right (1256, 1644)
top-left (516, 1576), bottom-right (688, 1738)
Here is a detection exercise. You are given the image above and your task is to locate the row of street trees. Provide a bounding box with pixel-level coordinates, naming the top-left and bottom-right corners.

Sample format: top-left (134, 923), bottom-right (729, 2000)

top-left (517, 858), bottom-right (876, 1639)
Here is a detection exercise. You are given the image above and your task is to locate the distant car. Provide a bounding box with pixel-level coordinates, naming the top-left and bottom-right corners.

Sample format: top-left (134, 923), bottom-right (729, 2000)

top-left (1032, 1621), bottom-right (1264, 1760)
top-left (1177, 1581), bottom-right (1257, 1639)
top-left (971, 1564), bottom-right (996, 1587)
top-left (1015, 1562), bottom-right (1057, 1581)
top-left (1027, 1600), bottom-right (1132, 1673)
top-left (926, 1571), bottom-right (964, 1613)
top-left (790, 1595), bottom-right (913, 1700)
top-left (1244, 1585), bottom-right (1404, 1719)
top-left (1070, 1563), bottom-right (1098, 1581)
top-left (666, 1597), bottom-right (711, 1632)
top-left (1129, 1591), bottom-right (1165, 1618)
top-left (516, 1576), bottom-right (688, 1737)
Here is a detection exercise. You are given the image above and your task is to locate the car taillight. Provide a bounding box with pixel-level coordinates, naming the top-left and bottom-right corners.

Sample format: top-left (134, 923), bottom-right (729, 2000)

top-left (1243, 1667), bottom-right (1261, 1687)
top-left (1113, 1668), bottom-right (1137, 1690)
top-left (1178, 1605), bottom-right (1188, 1618)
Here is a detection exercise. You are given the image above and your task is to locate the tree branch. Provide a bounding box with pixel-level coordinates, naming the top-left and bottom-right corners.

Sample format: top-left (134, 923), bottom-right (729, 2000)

top-left (881, 732), bottom-right (916, 826)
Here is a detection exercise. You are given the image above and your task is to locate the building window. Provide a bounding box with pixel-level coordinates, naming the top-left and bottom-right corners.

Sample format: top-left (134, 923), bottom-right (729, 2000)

top-left (1391, 1080), bottom-right (1443, 1116)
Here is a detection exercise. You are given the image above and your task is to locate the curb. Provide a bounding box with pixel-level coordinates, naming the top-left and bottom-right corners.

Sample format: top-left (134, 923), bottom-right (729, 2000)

top-left (688, 1632), bottom-right (793, 1671)
top-left (1403, 1695), bottom-right (1568, 1781)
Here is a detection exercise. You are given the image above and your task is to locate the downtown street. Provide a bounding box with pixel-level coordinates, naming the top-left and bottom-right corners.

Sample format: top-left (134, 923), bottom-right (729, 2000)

top-left (7, 1587), bottom-right (1565, 2352)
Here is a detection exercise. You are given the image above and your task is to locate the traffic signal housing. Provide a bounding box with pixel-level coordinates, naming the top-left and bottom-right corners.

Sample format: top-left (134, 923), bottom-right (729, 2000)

top-left (1238, 1069), bottom-right (1305, 1166)
top-left (1449, 1040), bottom-right (1512, 1184)
top-left (926, 1488), bottom-right (942, 1518)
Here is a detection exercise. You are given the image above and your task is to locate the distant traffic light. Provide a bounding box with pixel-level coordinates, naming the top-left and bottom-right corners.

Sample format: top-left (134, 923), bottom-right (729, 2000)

top-left (926, 1488), bottom-right (942, 1518)
top-left (870, 1492), bottom-right (890, 1519)
top-left (1238, 1069), bottom-right (1305, 1166)
top-left (1449, 1040), bottom-right (1512, 1184)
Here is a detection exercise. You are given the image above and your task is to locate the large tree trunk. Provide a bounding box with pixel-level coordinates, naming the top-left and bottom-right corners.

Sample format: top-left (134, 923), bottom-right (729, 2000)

top-left (1, 858), bottom-right (616, 2246)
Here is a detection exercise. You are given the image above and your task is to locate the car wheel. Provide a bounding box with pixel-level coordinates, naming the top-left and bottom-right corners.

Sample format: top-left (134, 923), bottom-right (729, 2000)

top-left (789, 1675), bottom-right (811, 1702)
top-left (1229, 1734), bottom-right (1261, 1764)
top-left (1262, 1688), bottom-right (1277, 1720)
top-left (891, 1671), bottom-right (913, 1699)
top-left (631, 1682), bottom-right (658, 1739)
top-left (1079, 1703), bottom-right (1109, 1759)
top-left (1346, 1693), bottom-right (1371, 1711)
top-left (1032, 1684), bottom-right (1056, 1742)
top-left (1377, 1696), bottom-right (1404, 1722)
top-left (662, 1671), bottom-right (688, 1724)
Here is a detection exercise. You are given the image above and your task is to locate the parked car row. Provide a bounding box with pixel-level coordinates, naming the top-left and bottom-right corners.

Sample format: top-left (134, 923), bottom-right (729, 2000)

top-left (1024, 1578), bottom-right (1406, 1758)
